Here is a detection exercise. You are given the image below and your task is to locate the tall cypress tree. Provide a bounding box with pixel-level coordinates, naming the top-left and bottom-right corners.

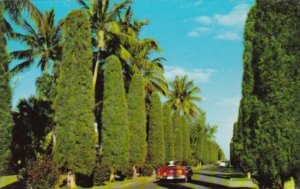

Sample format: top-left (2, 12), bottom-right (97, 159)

top-left (234, 1), bottom-right (300, 187)
top-left (53, 10), bottom-right (96, 178)
top-left (128, 73), bottom-right (147, 171)
top-left (181, 116), bottom-right (189, 162)
top-left (162, 104), bottom-right (174, 161)
top-left (147, 92), bottom-right (165, 167)
top-left (0, 4), bottom-right (13, 174)
top-left (195, 128), bottom-right (205, 163)
top-left (101, 55), bottom-right (129, 178)
top-left (173, 110), bottom-right (183, 160)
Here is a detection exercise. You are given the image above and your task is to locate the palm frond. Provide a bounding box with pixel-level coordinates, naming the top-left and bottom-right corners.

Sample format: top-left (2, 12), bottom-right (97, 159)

top-left (77, 0), bottom-right (90, 10)
top-left (21, 19), bottom-right (38, 38)
top-left (123, 6), bottom-right (133, 25)
top-left (3, 18), bottom-right (16, 39)
top-left (108, 0), bottom-right (132, 20)
top-left (10, 49), bottom-right (34, 60)
top-left (188, 87), bottom-right (201, 95)
top-left (10, 58), bottom-right (35, 75)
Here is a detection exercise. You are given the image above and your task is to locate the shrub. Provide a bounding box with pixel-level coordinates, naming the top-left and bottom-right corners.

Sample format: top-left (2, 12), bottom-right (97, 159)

top-left (92, 164), bottom-right (110, 186)
top-left (141, 164), bottom-right (154, 176)
top-left (19, 158), bottom-right (59, 189)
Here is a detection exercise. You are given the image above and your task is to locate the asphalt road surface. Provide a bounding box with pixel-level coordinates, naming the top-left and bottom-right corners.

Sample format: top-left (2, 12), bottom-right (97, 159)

top-left (119, 166), bottom-right (256, 189)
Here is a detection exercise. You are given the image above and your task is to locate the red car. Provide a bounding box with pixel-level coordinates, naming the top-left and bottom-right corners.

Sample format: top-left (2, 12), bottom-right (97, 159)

top-left (157, 161), bottom-right (193, 182)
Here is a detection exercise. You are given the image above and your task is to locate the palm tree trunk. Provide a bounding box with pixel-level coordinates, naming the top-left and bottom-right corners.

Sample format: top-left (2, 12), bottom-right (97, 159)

top-left (92, 52), bottom-right (100, 91)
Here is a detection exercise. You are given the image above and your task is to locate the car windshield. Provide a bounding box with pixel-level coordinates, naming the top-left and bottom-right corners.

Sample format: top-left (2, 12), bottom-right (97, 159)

top-left (166, 161), bottom-right (187, 166)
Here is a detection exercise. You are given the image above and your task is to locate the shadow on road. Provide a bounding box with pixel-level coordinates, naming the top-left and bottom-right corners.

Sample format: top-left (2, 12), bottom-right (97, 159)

top-left (194, 172), bottom-right (245, 179)
top-left (155, 180), bottom-right (193, 189)
top-left (1, 182), bottom-right (23, 189)
top-left (189, 179), bottom-right (250, 189)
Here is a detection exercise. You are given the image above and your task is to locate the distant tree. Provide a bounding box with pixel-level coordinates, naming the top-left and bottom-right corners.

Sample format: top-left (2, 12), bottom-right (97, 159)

top-left (0, 4), bottom-right (13, 174)
top-left (230, 122), bottom-right (239, 166)
top-left (128, 73), bottom-right (147, 176)
top-left (167, 75), bottom-right (201, 120)
top-left (147, 92), bottom-right (165, 168)
top-left (101, 55), bottom-right (129, 181)
top-left (195, 125), bottom-right (205, 163)
top-left (218, 147), bottom-right (225, 161)
top-left (190, 110), bottom-right (206, 159)
top-left (162, 104), bottom-right (174, 161)
top-left (205, 124), bottom-right (218, 141)
top-left (181, 116), bottom-right (190, 162)
top-left (53, 10), bottom-right (96, 187)
top-left (173, 110), bottom-right (183, 160)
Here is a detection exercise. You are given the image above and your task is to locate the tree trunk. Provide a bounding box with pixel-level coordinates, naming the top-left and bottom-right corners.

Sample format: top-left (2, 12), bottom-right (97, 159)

top-left (52, 130), bottom-right (56, 149)
top-left (92, 52), bottom-right (101, 91)
top-left (132, 165), bottom-right (137, 178)
top-left (247, 172), bottom-right (251, 179)
top-left (67, 171), bottom-right (76, 189)
top-left (283, 177), bottom-right (295, 189)
top-left (109, 167), bottom-right (115, 182)
top-left (152, 169), bottom-right (156, 177)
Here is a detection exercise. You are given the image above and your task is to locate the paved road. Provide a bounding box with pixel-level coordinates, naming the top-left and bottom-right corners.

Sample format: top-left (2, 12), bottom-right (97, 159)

top-left (118, 166), bottom-right (257, 189)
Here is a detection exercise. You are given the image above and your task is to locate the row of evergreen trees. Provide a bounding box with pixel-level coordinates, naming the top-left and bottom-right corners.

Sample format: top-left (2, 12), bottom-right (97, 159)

top-left (0, 0), bottom-right (225, 187)
top-left (231, 0), bottom-right (300, 188)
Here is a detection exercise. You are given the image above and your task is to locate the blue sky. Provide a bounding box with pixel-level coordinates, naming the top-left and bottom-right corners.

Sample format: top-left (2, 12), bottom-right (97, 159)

top-left (9, 0), bottom-right (255, 158)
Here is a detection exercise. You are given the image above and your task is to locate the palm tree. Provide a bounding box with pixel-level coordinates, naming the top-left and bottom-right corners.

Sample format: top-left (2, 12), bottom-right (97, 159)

top-left (1, 0), bottom-right (40, 39)
top-left (77, 0), bottom-right (136, 90)
top-left (205, 124), bottom-right (218, 140)
top-left (167, 75), bottom-right (202, 119)
top-left (10, 9), bottom-right (62, 74)
top-left (131, 39), bottom-right (168, 97)
top-left (120, 7), bottom-right (168, 96)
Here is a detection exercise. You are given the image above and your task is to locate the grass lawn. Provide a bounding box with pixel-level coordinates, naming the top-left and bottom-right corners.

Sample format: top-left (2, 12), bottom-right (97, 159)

top-left (54, 175), bottom-right (153, 189)
top-left (91, 177), bottom-right (154, 189)
top-left (1, 174), bottom-right (153, 189)
top-left (0, 175), bottom-right (18, 188)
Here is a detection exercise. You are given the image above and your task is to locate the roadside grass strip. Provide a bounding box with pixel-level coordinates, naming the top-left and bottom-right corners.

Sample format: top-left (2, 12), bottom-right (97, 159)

top-left (195, 166), bottom-right (259, 189)
top-left (91, 177), bottom-right (155, 189)
top-left (0, 175), bottom-right (18, 188)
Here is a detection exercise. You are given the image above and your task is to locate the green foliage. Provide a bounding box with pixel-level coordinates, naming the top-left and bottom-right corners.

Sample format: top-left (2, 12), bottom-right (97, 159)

top-left (10, 9), bottom-right (62, 74)
top-left (147, 92), bottom-right (165, 167)
top-left (101, 55), bottom-right (129, 173)
top-left (233, 1), bottom-right (300, 187)
top-left (10, 97), bottom-right (53, 172)
top-left (205, 124), bottom-right (218, 141)
top-left (167, 75), bottom-right (202, 120)
top-left (195, 127), bottom-right (205, 163)
top-left (0, 4), bottom-right (13, 174)
top-left (53, 10), bottom-right (96, 176)
top-left (128, 74), bottom-right (147, 167)
top-left (173, 110), bottom-right (183, 160)
top-left (181, 116), bottom-right (190, 162)
top-left (190, 111), bottom-right (206, 159)
top-left (141, 164), bottom-right (153, 176)
top-left (19, 158), bottom-right (59, 189)
top-left (92, 164), bottom-right (110, 186)
top-left (162, 104), bottom-right (174, 161)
